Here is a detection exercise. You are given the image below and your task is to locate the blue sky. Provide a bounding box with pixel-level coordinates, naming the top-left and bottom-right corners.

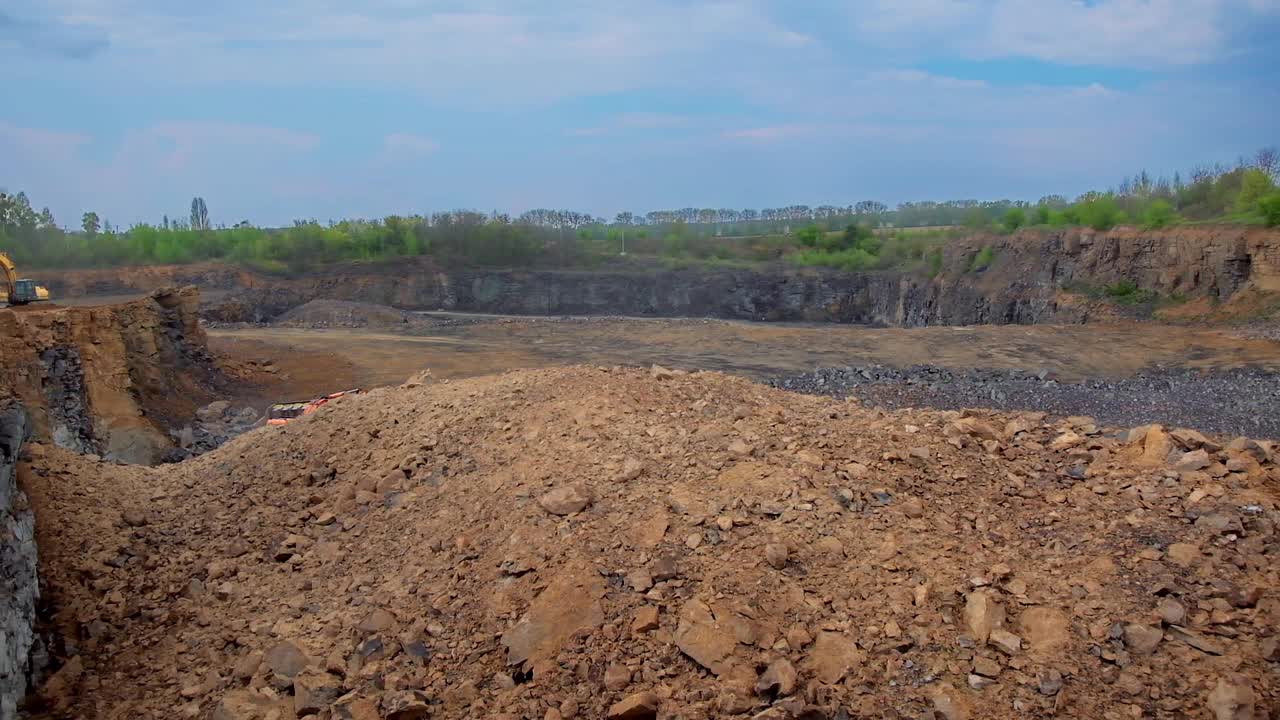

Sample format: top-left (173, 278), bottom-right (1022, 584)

top-left (2, 0), bottom-right (1278, 227)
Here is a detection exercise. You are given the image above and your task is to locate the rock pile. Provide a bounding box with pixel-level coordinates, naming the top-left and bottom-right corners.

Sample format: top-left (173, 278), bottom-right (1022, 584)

top-left (771, 364), bottom-right (1280, 439)
top-left (20, 367), bottom-right (1280, 719)
top-left (161, 401), bottom-right (263, 462)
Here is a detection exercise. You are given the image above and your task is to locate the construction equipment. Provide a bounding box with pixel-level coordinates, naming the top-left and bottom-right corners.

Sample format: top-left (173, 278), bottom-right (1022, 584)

top-left (267, 389), bottom-right (362, 426)
top-left (0, 252), bottom-right (51, 306)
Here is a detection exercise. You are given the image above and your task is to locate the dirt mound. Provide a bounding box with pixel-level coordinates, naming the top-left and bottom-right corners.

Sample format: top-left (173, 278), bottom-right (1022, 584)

top-left (275, 300), bottom-right (420, 329)
top-left (22, 367), bottom-right (1280, 719)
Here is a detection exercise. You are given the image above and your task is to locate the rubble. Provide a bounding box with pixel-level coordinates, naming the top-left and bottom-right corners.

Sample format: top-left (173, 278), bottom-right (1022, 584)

top-left (19, 366), bottom-right (1280, 719)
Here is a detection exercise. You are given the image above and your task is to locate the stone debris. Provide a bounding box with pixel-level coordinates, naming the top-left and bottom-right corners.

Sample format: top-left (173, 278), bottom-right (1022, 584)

top-left (18, 366), bottom-right (1280, 719)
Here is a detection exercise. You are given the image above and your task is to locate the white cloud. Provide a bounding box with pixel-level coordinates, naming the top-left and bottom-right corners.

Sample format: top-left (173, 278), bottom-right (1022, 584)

top-left (852, 0), bottom-right (1259, 68)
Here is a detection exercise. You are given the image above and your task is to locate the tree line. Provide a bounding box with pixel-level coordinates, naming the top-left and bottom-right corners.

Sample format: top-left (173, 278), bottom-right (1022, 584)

top-left (1, 147), bottom-right (1276, 271)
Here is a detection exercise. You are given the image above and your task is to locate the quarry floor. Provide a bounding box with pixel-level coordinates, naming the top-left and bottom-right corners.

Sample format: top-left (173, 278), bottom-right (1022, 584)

top-left (207, 313), bottom-right (1280, 400)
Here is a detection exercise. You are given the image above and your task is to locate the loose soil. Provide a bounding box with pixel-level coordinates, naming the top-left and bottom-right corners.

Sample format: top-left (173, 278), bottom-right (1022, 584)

top-left (22, 366), bottom-right (1280, 719)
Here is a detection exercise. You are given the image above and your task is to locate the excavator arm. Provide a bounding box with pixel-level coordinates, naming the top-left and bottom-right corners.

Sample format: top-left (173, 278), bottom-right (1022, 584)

top-left (0, 252), bottom-right (50, 306)
top-left (0, 253), bottom-right (17, 304)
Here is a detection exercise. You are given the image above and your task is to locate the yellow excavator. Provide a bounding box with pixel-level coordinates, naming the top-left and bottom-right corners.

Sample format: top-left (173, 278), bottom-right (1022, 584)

top-left (0, 252), bottom-right (51, 306)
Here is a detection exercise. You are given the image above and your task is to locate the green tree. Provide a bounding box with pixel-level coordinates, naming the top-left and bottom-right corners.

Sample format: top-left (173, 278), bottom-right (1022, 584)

top-left (1002, 208), bottom-right (1026, 232)
top-left (1032, 206), bottom-right (1051, 225)
top-left (81, 211), bottom-right (101, 236)
top-left (190, 197), bottom-right (210, 231)
top-left (1236, 169), bottom-right (1276, 213)
top-left (1142, 200), bottom-right (1177, 229)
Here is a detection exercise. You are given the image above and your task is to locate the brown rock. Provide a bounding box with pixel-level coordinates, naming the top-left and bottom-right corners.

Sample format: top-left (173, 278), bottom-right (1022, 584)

top-left (674, 600), bottom-right (737, 675)
top-left (616, 457), bottom-right (644, 482)
top-left (626, 568), bottom-right (653, 592)
top-left (232, 651), bottom-right (263, 682)
top-left (604, 663), bottom-right (631, 691)
top-left (631, 513), bottom-right (669, 548)
top-left (972, 656), bottom-right (1001, 678)
top-left (333, 696), bottom-right (380, 720)
top-left (121, 508), bottom-right (149, 527)
top-left (1156, 597), bottom-right (1186, 625)
top-left (1174, 449), bottom-right (1212, 471)
top-left (1018, 607), bottom-right (1069, 653)
top-left (1141, 425), bottom-right (1173, 466)
top-left (632, 605), bottom-right (660, 633)
top-left (384, 691), bottom-right (431, 720)
top-left (211, 689), bottom-right (287, 720)
top-left (803, 631), bottom-right (864, 684)
top-left (765, 543), bottom-right (788, 570)
top-left (1259, 636), bottom-right (1278, 662)
top-left (1123, 623), bottom-right (1163, 655)
top-left (964, 591), bottom-right (1004, 643)
top-left (989, 629), bottom-right (1022, 655)
top-left (607, 691), bottom-right (659, 720)
top-left (755, 658), bottom-right (798, 697)
top-left (1207, 675), bottom-right (1255, 720)
top-left (1171, 428), bottom-right (1215, 450)
top-left (538, 485), bottom-right (592, 515)
top-left (265, 641), bottom-right (311, 678)
top-left (930, 683), bottom-right (972, 720)
top-left (294, 670), bottom-right (342, 715)
top-left (949, 417), bottom-right (1001, 442)
top-left (1038, 669), bottom-right (1064, 696)
top-left (357, 608), bottom-right (395, 633)
top-left (1167, 543), bottom-right (1200, 567)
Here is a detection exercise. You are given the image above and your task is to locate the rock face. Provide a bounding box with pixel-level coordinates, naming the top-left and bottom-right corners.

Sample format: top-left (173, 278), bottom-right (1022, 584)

top-left (0, 401), bottom-right (37, 718)
top-left (58, 225), bottom-right (1280, 327)
top-left (0, 287), bottom-right (218, 464)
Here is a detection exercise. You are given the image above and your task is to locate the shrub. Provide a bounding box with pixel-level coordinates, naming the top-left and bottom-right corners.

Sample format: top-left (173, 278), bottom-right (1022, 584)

top-left (795, 224), bottom-right (824, 247)
top-left (1075, 196), bottom-right (1124, 231)
top-left (1002, 208), bottom-right (1026, 232)
top-left (1142, 200), bottom-right (1177, 229)
top-left (1260, 193), bottom-right (1280, 227)
top-left (1236, 169), bottom-right (1276, 213)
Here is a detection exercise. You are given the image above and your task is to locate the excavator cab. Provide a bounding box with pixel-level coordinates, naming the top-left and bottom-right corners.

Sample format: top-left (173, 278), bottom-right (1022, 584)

top-left (12, 279), bottom-right (40, 304)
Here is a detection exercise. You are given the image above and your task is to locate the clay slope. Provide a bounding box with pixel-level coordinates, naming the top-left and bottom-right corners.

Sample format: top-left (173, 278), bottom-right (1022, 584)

top-left (21, 366), bottom-right (1279, 719)
top-left (0, 287), bottom-right (218, 464)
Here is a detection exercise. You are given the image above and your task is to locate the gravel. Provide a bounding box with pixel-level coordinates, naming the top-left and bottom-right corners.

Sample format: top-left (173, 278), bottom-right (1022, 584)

top-left (769, 364), bottom-right (1280, 438)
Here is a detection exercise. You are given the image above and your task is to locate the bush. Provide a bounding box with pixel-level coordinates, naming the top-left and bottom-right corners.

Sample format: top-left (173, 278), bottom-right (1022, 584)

top-left (795, 224), bottom-right (824, 248)
top-left (1032, 206), bottom-right (1051, 225)
top-left (1002, 208), bottom-right (1026, 233)
top-left (794, 248), bottom-right (878, 272)
top-left (1236, 169), bottom-right (1276, 213)
top-left (1142, 200), bottom-right (1177, 229)
top-left (1261, 193), bottom-right (1280, 227)
top-left (1075, 196), bottom-right (1124, 231)
top-left (1104, 279), bottom-right (1157, 305)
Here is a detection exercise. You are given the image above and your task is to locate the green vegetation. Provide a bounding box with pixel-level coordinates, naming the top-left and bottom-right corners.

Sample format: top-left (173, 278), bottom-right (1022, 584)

top-left (1104, 279), bottom-right (1158, 305)
top-left (1142, 200), bottom-right (1176, 229)
top-left (795, 227), bottom-right (948, 274)
top-left (1261, 193), bottom-right (1280, 227)
top-left (2, 146), bottom-right (1277, 272)
top-left (968, 246), bottom-right (995, 272)
top-left (1002, 208), bottom-right (1026, 233)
